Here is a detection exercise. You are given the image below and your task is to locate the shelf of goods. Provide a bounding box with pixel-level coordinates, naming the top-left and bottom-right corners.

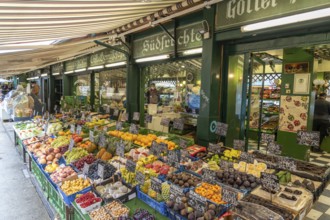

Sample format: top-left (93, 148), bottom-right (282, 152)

top-left (12, 112), bottom-right (330, 220)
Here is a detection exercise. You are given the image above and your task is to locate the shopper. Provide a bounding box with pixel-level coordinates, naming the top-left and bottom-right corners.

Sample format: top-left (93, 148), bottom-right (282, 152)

top-left (30, 83), bottom-right (43, 115)
top-left (146, 83), bottom-right (159, 104)
top-left (313, 92), bottom-right (330, 151)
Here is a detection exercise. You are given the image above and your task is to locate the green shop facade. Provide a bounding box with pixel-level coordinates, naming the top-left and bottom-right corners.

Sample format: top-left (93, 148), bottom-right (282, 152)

top-left (19, 0), bottom-right (330, 161)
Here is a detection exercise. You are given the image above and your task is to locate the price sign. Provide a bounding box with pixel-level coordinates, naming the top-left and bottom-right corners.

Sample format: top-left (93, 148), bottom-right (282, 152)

top-left (129, 124), bottom-right (139, 134)
top-left (87, 114), bottom-right (92, 122)
top-left (278, 156), bottom-right (296, 171)
top-left (188, 191), bottom-right (207, 213)
top-left (126, 160), bottom-right (136, 173)
top-left (89, 130), bottom-right (94, 142)
top-left (122, 113), bottom-right (129, 122)
top-left (215, 122), bottom-right (228, 136)
top-left (267, 142), bottom-right (282, 155)
top-left (144, 114), bottom-right (153, 124)
top-left (208, 143), bottom-right (222, 154)
top-left (115, 141), bottom-right (125, 158)
top-left (233, 139), bottom-right (245, 151)
top-left (170, 184), bottom-right (185, 202)
top-left (179, 139), bottom-right (187, 149)
top-left (76, 125), bottom-right (82, 135)
top-left (180, 149), bottom-right (190, 162)
top-left (97, 164), bottom-right (104, 179)
top-left (261, 133), bottom-right (275, 143)
top-left (70, 124), bottom-right (75, 134)
top-left (160, 118), bottom-right (170, 127)
top-left (297, 130), bottom-right (320, 147)
top-left (150, 141), bottom-right (160, 156)
top-left (239, 152), bottom-right (254, 163)
top-left (202, 168), bottom-right (217, 184)
top-left (167, 150), bottom-right (180, 167)
top-left (105, 106), bottom-right (110, 114)
top-left (116, 121), bottom-right (123, 130)
top-left (151, 177), bottom-right (162, 194)
top-left (99, 133), bottom-right (106, 147)
top-left (133, 112), bottom-right (140, 121)
top-left (83, 163), bottom-right (90, 175)
top-left (261, 172), bottom-right (280, 193)
top-left (222, 186), bottom-right (238, 206)
top-left (69, 138), bottom-right (75, 151)
top-left (113, 109), bottom-right (119, 117)
top-left (159, 143), bottom-right (167, 154)
top-left (136, 171), bottom-right (145, 185)
top-left (173, 118), bottom-right (184, 130)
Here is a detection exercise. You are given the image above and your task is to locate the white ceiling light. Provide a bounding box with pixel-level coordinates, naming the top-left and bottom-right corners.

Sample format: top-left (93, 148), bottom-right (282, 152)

top-left (105, 61), bottom-right (126, 68)
top-left (135, 55), bottom-right (169, 63)
top-left (74, 68), bottom-right (86, 73)
top-left (88, 65), bottom-right (104, 70)
top-left (64, 70), bottom-right (74, 74)
top-left (241, 7), bottom-right (330, 32)
top-left (52, 72), bottom-right (60, 76)
top-left (27, 76), bottom-right (39, 80)
top-left (0, 49), bottom-right (32, 54)
top-left (41, 73), bottom-right (48, 77)
top-left (182, 48), bottom-right (203, 55)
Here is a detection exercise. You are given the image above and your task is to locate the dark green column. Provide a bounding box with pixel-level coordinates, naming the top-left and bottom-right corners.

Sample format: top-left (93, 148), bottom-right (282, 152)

top-left (49, 75), bottom-right (55, 112)
top-left (196, 6), bottom-right (222, 146)
top-left (127, 59), bottom-right (140, 122)
top-left (90, 72), bottom-right (95, 111)
top-left (62, 74), bottom-right (72, 96)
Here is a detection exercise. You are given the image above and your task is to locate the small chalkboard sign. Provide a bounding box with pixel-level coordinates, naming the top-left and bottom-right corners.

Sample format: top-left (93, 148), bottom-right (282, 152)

top-left (167, 150), bottom-right (180, 167)
top-left (83, 163), bottom-right (89, 175)
top-left (202, 168), bottom-right (217, 184)
top-left (267, 142), bottom-right (282, 155)
top-left (144, 114), bottom-right (153, 124)
top-left (89, 130), bottom-right (94, 142)
top-left (215, 122), bottom-right (228, 136)
top-left (173, 118), bottom-right (185, 130)
top-left (69, 138), bottom-right (75, 151)
top-left (261, 133), bottom-right (275, 143)
top-left (277, 156), bottom-right (296, 171)
top-left (76, 125), bottom-right (82, 135)
top-left (113, 109), bottom-right (119, 117)
top-left (261, 172), bottom-right (280, 193)
top-left (99, 133), bottom-right (106, 147)
top-left (159, 143), bottom-right (168, 153)
top-left (160, 118), bottom-right (170, 127)
top-left (151, 177), bottom-right (162, 194)
top-left (129, 124), bottom-right (139, 134)
top-left (179, 139), bottom-right (187, 149)
top-left (170, 184), bottom-right (185, 203)
top-left (133, 112), bottom-right (140, 121)
top-left (222, 186), bottom-right (238, 206)
top-left (297, 130), bottom-right (320, 147)
top-left (136, 171), bottom-right (145, 185)
top-left (33, 110), bottom-right (36, 117)
top-left (70, 124), bottom-right (75, 134)
top-left (116, 121), bottom-right (123, 131)
top-left (239, 152), bottom-right (254, 163)
top-left (116, 140), bottom-right (125, 158)
top-left (126, 160), bottom-right (136, 173)
top-left (97, 164), bottom-right (104, 179)
top-left (54, 105), bottom-right (58, 111)
top-left (208, 143), bottom-right (222, 154)
top-left (233, 139), bottom-right (245, 151)
top-left (150, 141), bottom-right (160, 156)
top-left (180, 149), bottom-right (190, 162)
top-left (81, 112), bottom-right (86, 120)
top-left (188, 191), bottom-right (207, 213)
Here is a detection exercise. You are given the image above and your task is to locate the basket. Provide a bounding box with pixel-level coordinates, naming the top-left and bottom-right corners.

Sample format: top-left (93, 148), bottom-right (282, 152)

top-left (136, 186), bottom-right (168, 217)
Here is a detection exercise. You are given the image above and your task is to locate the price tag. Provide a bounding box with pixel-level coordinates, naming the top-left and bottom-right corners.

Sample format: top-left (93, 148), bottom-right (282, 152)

top-left (144, 114), bottom-right (153, 124)
top-left (83, 163), bottom-right (89, 175)
top-left (179, 139), bottom-right (187, 149)
top-left (160, 118), bottom-right (170, 127)
top-left (297, 130), bottom-right (320, 147)
top-left (222, 186), bottom-right (238, 206)
top-left (113, 109), bottom-right (119, 117)
top-left (208, 143), bottom-right (222, 154)
top-left (129, 124), bottom-right (139, 134)
top-left (267, 142), bottom-right (282, 155)
top-left (116, 121), bottom-right (123, 130)
top-left (69, 138), bottom-right (75, 151)
top-left (126, 160), bottom-right (136, 173)
top-left (278, 156), bottom-right (296, 171)
top-left (116, 140), bottom-right (125, 158)
top-left (136, 171), bottom-right (145, 185)
top-left (70, 124), bottom-right (75, 134)
top-left (167, 150), bottom-right (180, 168)
top-left (150, 141), bottom-right (160, 156)
top-left (133, 112), bottom-right (140, 121)
top-left (122, 113), bottom-right (129, 122)
top-left (202, 168), bottom-right (217, 184)
top-left (215, 122), bottom-right (228, 136)
top-left (151, 177), bottom-right (162, 194)
top-left (239, 152), bottom-right (254, 163)
top-left (188, 191), bottom-right (207, 213)
top-left (233, 139), bottom-right (245, 151)
top-left (89, 130), bottom-right (94, 142)
top-left (173, 118), bottom-right (184, 130)
top-left (261, 133), bottom-right (275, 144)
top-left (170, 184), bottom-right (185, 202)
top-left (87, 114), bottom-right (92, 122)
top-left (41, 106), bottom-right (45, 114)
top-left (76, 125), bottom-right (82, 135)
top-left (105, 106), bottom-right (110, 114)
top-left (97, 164), bottom-right (104, 179)
top-left (261, 172), bottom-right (280, 193)
top-left (159, 143), bottom-right (167, 154)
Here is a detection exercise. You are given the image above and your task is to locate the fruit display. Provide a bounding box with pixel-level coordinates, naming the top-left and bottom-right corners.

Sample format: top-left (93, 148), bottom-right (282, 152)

top-left (60, 177), bottom-right (91, 195)
top-left (132, 209), bottom-right (155, 220)
top-left (96, 148), bottom-right (113, 161)
top-left (185, 145), bottom-right (207, 157)
top-left (135, 155), bottom-right (158, 167)
top-left (64, 148), bottom-right (89, 163)
top-left (242, 194), bottom-right (295, 220)
top-left (144, 160), bottom-right (176, 175)
top-left (45, 162), bottom-right (59, 173)
top-left (165, 172), bottom-right (201, 189)
top-left (109, 157), bottom-right (127, 170)
top-left (23, 136), bottom-right (51, 145)
top-left (46, 122), bottom-right (63, 135)
top-left (77, 140), bottom-right (97, 153)
top-left (183, 160), bottom-right (208, 175)
top-left (76, 192), bottom-right (102, 213)
top-left (215, 169), bottom-right (260, 191)
top-left (276, 171), bottom-right (292, 184)
top-left (15, 122), bottom-right (37, 131)
top-left (50, 166), bottom-right (77, 184)
top-left (120, 168), bottom-right (137, 186)
top-left (233, 161), bottom-right (268, 178)
top-left (19, 128), bottom-right (43, 139)
top-left (233, 201), bottom-right (284, 220)
top-left (89, 207), bottom-right (112, 220)
top-left (221, 148), bottom-right (241, 162)
top-left (195, 182), bottom-right (225, 204)
top-left (208, 160), bottom-right (220, 171)
top-left (51, 136), bottom-right (70, 148)
top-left (104, 200), bottom-right (130, 218)
top-left (87, 160), bottom-right (117, 180)
top-left (127, 148), bottom-right (149, 161)
top-left (36, 147), bottom-right (63, 165)
top-left (85, 119), bottom-right (110, 129)
top-left (95, 180), bottom-right (132, 200)
top-left (72, 154), bottom-right (96, 171)
top-left (161, 182), bottom-right (170, 201)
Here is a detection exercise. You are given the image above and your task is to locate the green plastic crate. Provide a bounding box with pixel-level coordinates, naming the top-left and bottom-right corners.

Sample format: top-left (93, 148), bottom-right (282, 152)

top-left (31, 160), bottom-right (49, 198)
top-left (71, 202), bottom-right (91, 220)
top-left (48, 184), bottom-right (67, 220)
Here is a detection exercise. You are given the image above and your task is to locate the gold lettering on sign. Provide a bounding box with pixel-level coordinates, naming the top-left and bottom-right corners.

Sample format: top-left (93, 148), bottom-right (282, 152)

top-left (227, 0), bottom-right (279, 19)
